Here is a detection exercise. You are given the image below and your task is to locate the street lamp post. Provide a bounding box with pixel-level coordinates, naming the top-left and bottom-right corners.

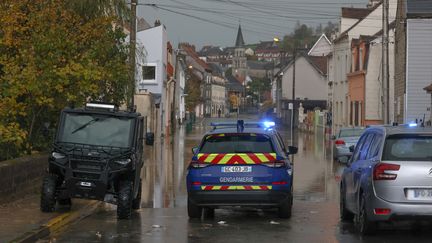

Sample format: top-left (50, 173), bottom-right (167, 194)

top-left (130, 0), bottom-right (137, 107)
top-left (273, 37), bottom-right (281, 119)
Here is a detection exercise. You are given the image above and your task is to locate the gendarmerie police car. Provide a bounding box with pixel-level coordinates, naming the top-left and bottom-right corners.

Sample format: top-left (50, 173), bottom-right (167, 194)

top-left (187, 120), bottom-right (297, 218)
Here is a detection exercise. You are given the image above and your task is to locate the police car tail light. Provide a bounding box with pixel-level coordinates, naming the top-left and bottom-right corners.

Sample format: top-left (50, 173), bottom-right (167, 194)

top-left (373, 163), bottom-right (400, 181)
top-left (192, 181), bottom-right (202, 186)
top-left (265, 160), bottom-right (286, 168)
top-left (189, 160), bottom-right (209, 168)
top-left (272, 181), bottom-right (287, 185)
top-left (335, 139), bottom-right (345, 146)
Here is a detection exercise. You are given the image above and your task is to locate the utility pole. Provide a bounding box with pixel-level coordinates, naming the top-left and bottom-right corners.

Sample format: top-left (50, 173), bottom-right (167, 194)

top-left (292, 50), bottom-right (296, 110)
top-left (382, 0), bottom-right (390, 124)
top-left (291, 49), bottom-right (296, 146)
top-left (130, 0), bottom-right (137, 107)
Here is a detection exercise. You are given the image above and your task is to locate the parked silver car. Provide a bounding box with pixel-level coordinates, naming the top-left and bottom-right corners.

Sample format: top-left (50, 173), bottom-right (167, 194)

top-left (340, 125), bottom-right (432, 235)
top-left (332, 127), bottom-right (365, 162)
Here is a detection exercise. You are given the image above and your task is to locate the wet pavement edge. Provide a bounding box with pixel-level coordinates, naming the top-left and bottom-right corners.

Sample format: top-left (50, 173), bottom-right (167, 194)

top-left (10, 201), bottom-right (101, 243)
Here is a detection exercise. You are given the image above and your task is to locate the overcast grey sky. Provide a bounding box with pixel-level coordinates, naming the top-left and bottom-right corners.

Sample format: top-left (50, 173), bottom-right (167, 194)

top-left (138, 0), bottom-right (366, 48)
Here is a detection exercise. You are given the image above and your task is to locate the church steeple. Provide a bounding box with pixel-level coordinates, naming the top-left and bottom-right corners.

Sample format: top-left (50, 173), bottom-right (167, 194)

top-left (235, 24), bottom-right (245, 47)
top-left (232, 24), bottom-right (247, 82)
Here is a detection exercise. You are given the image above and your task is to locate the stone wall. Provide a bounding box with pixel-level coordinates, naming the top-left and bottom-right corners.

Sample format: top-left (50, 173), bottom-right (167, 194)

top-left (0, 154), bottom-right (48, 204)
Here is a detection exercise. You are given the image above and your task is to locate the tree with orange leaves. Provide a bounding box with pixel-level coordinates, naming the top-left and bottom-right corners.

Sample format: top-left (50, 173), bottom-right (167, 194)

top-left (0, 0), bottom-right (130, 160)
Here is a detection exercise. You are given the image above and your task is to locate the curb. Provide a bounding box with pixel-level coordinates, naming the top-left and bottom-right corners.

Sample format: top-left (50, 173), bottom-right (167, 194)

top-left (10, 201), bottom-right (101, 243)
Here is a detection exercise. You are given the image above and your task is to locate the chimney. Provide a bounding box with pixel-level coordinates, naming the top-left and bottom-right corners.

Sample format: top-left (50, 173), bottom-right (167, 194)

top-left (367, 0), bottom-right (380, 8)
top-left (154, 19), bottom-right (161, 27)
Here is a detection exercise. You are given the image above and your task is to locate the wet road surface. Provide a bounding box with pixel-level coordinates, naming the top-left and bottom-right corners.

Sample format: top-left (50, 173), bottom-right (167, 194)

top-left (42, 118), bottom-right (432, 242)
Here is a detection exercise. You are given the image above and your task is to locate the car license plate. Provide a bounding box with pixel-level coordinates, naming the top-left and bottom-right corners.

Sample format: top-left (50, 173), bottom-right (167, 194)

top-left (80, 182), bottom-right (92, 187)
top-left (407, 189), bottom-right (432, 200)
top-left (221, 166), bottom-right (252, 173)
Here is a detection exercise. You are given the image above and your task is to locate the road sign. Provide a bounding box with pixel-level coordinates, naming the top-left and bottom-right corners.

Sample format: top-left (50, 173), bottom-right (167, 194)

top-left (288, 103), bottom-right (293, 110)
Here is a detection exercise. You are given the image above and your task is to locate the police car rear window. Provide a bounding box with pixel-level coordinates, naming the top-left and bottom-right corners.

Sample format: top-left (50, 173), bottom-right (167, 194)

top-left (200, 134), bottom-right (274, 153)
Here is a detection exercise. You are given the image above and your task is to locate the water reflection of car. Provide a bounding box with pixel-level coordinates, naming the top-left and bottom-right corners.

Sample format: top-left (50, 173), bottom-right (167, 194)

top-left (340, 124), bottom-right (432, 235)
top-left (40, 103), bottom-right (144, 219)
top-left (186, 120), bottom-right (298, 219)
top-left (332, 127), bottom-right (365, 162)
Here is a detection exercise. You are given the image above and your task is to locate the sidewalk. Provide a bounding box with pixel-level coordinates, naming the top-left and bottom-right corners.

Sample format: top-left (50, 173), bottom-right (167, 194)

top-left (0, 192), bottom-right (98, 242)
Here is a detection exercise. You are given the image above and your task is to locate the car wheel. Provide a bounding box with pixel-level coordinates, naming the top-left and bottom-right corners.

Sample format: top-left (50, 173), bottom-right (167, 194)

top-left (203, 208), bottom-right (215, 218)
top-left (40, 175), bottom-right (58, 212)
top-left (340, 187), bottom-right (354, 221)
top-left (187, 198), bottom-right (202, 219)
top-left (132, 179), bottom-right (142, 210)
top-left (357, 194), bottom-right (376, 235)
top-left (278, 194), bottom-right (292, 219)
top-left (117, 181), bottom-right (133, 219)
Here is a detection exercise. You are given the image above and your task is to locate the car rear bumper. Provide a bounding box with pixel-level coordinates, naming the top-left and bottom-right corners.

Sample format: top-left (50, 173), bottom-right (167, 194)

top-left (188, 190), bottom-right (291, 207)
top-left (334, 147), bottom-right (351, 158)
top-left (368, 194), bottom-right (432, 221)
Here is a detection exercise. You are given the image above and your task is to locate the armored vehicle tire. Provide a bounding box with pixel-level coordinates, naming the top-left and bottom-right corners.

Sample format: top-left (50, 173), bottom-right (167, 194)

top-left (117, 180), bottom-right (133, 219)
top-left (58, 198), bottom-right (72, 209)
top-left (132, 179), bottom-right (142, 210)
top-left (187, 198), bottom-right (202, 219)
top-left (41, 175), bottom-right (58, 212)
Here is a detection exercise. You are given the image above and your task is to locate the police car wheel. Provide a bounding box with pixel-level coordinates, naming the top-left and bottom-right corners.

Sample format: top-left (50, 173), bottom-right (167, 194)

top-left (203, 208), bottom-right (215, 218)
top-left (187, 199), bottom-right (202, 218)
top-left (278, 197), bottom-right (292, 219)
top-left (117, 181), bottom-right (133, 219)
top-left (41, 175), bottom-right (58, 213)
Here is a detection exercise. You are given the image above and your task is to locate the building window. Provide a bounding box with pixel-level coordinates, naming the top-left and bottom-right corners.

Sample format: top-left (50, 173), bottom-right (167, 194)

top-left (142, 64), bottom-right (156, 81)
top-left (345, 55), bottom-right (348, 73)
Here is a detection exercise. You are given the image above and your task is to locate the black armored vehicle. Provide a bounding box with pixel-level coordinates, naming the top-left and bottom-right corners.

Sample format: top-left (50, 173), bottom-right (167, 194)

top-left (40, 102), bottom-right (144, 219)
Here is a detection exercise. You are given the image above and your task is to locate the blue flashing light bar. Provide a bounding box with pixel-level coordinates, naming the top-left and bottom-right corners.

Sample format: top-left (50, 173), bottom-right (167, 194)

top-left (210, 121), bottom-right (276, 129)
top-left (408, 123), bottom-right (418, 127)
top-left (210, 122), bottom-right (237, 127)
top-left (263, 121), bottom-right (276, 128)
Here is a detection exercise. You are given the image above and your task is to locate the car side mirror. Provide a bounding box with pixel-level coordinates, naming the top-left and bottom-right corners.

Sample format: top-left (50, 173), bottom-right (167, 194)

top-left (331, 135), bottom-right (336, 140)
top-left (192, 147), bottom-right (199, 154)
top-left (145, 132), bottom-right (154, 146)
top-left (288, 146), bottom-right (298, 155)
top-left (349, 145), bottom-right (355, 153)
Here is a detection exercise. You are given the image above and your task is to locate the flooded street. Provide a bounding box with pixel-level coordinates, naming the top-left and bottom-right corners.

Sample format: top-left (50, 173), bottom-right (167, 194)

top-left (44, 118), bottom-right (432, 243)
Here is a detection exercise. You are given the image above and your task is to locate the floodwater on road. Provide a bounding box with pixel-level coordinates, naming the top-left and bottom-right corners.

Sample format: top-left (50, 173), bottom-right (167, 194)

top-left (43, 118), bottom-right (432, 243)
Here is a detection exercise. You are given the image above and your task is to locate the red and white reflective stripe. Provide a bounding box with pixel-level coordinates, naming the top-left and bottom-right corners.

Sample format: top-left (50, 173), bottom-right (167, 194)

top-left (200, 185), bottom-right (272, 191)
top-left (197, 153), bottom-right (277, 165)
